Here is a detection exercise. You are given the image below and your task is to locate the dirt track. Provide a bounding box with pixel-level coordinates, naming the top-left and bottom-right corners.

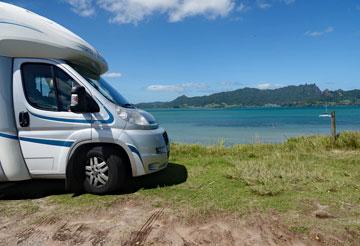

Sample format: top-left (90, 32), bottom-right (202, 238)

top-left (0, 196), bottom-right (316, 246)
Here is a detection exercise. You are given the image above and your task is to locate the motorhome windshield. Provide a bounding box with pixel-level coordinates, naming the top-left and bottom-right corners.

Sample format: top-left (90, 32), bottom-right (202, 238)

top-left (85, 77), bottom-right (134, 108)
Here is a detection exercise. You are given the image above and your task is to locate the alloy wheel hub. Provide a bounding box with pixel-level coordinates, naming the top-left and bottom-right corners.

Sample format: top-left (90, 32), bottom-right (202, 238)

top-left (85, 156), bottom-right (109, 188)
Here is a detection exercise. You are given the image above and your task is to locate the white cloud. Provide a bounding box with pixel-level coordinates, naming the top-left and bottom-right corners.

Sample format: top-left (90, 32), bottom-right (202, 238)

top-left (63, 0), bottom-right (297, 24)
top-left (64, 0), bottom-right (95, 17)
top-left (95, 0), bottom-right (235, 24)
top-left (257, 0), bottom-right (271, 10)
top-left (257, 83), bottom-right (271, 90)
top-left (97, 0), bottom-right (176, 24)
top-left (169, 0), bottom-right (235, 22)
top-left (146, 85), bottom-right (183, 93)
top-left (281, 0), bottom-right (295, 5)
top-left (305, 26), bottom-right (334, 37)
top-left (236, 2), bottom-right (250, 13)
top-left (256, 83), bottom-right (281, 90)
top-left (103, 72), bottom-right (122, 78)
top-left (146, 82), bottom-right (208, 93)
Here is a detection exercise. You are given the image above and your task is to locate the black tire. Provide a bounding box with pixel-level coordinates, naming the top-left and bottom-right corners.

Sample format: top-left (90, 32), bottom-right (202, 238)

top-left (83, 146), bottom-right (126, 194)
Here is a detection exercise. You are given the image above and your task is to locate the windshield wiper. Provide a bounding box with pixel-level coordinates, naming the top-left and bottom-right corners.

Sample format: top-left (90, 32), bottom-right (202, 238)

top-left (123, 103), bottom-right (135, 108)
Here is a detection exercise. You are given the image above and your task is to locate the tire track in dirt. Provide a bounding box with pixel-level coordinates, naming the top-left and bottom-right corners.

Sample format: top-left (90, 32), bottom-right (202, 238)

top-left (124, 208), bottom-right (164, 246)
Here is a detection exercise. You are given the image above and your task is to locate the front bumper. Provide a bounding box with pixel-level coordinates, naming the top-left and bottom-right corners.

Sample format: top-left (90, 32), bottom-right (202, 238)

top-left (121, 127), bottom-right (170, 176)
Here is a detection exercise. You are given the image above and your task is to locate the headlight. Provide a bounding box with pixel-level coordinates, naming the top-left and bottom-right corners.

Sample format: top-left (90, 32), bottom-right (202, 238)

top-left (116, 107), bottom-right (158, 128)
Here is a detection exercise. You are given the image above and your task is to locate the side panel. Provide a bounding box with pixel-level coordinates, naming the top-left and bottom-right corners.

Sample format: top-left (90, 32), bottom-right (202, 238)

top-left (0, 56), bottom-right (30, 181)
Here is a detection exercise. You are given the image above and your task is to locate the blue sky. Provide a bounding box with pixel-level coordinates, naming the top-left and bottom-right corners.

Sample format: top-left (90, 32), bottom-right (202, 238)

top-left (4, 0), bottom-right (360, 103)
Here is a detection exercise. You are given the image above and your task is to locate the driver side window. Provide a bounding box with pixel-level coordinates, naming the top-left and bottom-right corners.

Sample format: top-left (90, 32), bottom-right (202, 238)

top-left (22, 64), bottom-right (58, 111)
top-left (22, 63), bottom-right (80, 112)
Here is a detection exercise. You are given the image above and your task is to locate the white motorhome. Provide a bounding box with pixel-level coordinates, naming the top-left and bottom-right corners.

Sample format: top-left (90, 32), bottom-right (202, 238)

top-left (0, 2), bottom-right (169, 194)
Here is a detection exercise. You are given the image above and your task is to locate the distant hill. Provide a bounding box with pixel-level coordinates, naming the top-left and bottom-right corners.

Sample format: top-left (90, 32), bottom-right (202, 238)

top-left (136, 84), bottom-right (360, 108)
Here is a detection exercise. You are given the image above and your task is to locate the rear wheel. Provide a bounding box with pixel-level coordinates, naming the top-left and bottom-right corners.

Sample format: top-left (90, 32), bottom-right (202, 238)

top-left (83, 146), bottom-right (126, 194)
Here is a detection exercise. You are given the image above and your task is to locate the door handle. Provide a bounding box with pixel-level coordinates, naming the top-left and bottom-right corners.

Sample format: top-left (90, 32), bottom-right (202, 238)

top-left (19, 111), bottom-right (30, 127)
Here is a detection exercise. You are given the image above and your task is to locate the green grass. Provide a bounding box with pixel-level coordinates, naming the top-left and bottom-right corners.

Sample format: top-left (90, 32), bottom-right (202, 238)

top-left (0, 200), bottom-right (40, 217)
top-left (138, 131), bottom-right (360, 237)
top-left (1, 131), bottom-right (360, 239)
top-left (140, 132), bottom-right (360, 214)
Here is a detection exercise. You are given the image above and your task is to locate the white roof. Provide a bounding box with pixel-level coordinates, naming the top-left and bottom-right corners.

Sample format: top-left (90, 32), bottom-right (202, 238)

top-left (0, 2), bottom-right (108, 75)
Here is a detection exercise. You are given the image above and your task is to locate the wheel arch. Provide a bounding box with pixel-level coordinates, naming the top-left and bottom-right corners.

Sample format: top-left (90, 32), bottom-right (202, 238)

top-left (65, 141), bottom-right (136, 192)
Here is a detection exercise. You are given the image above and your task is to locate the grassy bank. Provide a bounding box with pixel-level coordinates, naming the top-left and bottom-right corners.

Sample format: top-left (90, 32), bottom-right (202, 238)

top-left (1, 132), bottom-right (360, 244)
top-left (142, 132), bottom-right (360, 235)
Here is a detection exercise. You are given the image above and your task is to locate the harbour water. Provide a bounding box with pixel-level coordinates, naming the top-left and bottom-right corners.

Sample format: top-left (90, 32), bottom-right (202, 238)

top-left (148, 106), bottom-right (360, 145)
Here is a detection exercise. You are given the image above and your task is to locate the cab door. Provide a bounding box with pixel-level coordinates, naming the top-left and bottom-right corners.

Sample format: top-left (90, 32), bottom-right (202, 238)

top-left (12, 58), bottom-right (92, 176)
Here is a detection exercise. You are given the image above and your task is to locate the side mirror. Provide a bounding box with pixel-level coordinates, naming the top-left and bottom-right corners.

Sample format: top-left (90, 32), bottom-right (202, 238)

top-left (70, 86), bottom-right (100, 113)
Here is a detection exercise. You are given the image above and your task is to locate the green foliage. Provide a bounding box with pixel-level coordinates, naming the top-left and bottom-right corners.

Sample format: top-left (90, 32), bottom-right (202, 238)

top-left (137, 84), bottom-right (360, 108)
top-left (331, 131), bottom-right (360, 149)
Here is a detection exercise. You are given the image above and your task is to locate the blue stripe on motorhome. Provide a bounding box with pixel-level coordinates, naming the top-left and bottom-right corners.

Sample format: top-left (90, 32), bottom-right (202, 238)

top-left (29, 106), bottom-right (114, 124)
top-left (19, 136), bottom-right (74, 147)
top-left (0, 132), bottom-right (19, 140)
top-left (30, 112), bottom-right (92, 124)
top-left (127, 145), bottom-right (143, 163)
top-left (0, 132), bottom-right (74, 147)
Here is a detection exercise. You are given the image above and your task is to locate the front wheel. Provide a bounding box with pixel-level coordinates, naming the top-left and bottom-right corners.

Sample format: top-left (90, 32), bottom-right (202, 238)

top-left (83, 147), bottom-right (126, 194)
